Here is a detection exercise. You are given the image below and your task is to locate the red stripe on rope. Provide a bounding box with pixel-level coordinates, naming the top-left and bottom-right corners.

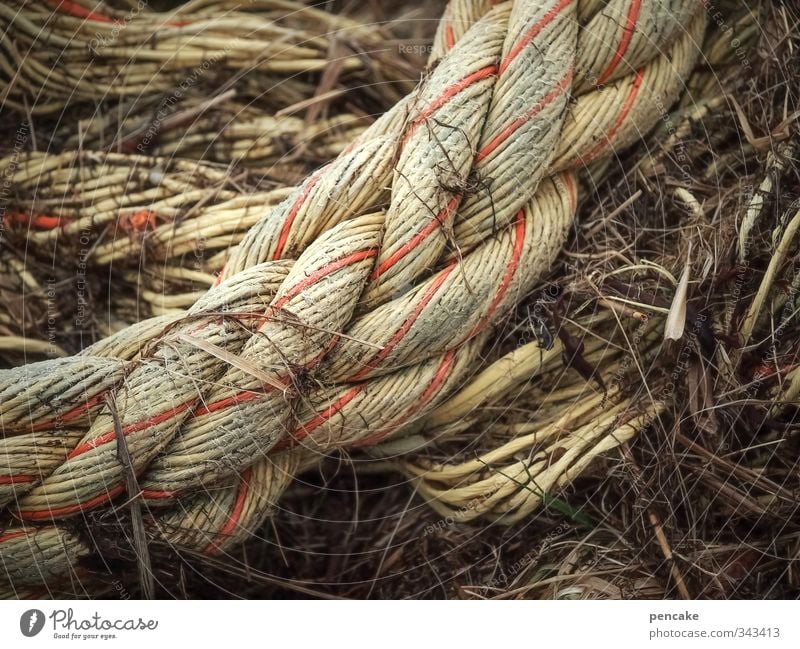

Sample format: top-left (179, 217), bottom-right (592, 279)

top-left (371, 194), bottom-right (461, 280)
top-left (67, 399), bottom-right (195, 460)
top-left (400, 349), bottom-right (455, 413)
top-left (50, 0), bottom-right (113, 23)
top-left (203, 250), bottom-right (366, 340)
top-left (193, 390), bottom-right (262, 417)
top-left (273, 248), bottom-right (377, 310)
top-left (140, 488), bottom-right (175, 500)
top-left (405, 65), bottom-right (497, 142)
top-left (445, 24), bottom-right (456, 49)
top-left (0, 475), bottom-right (36, 485)
top-left (4, 211), bottom-right (65, 230)
top-left (499, 0), bottom-right (574, 76)
top-left (273, 171), bottom-right (324, 260)
top-left (33, 215), bottom-right (63, 229)
top-left (353, 263), bottom-right (457, 381)
top-left (475, 67), bottom-right (573, 164)
top-left (561, 171), bottom-right (577, 209)
top-left (275, 385), bottom-right (363, 451)
top-left (578, 68), bottom-right (644, 165)
top-left (596, 0), bottom-right (642, 85)
top-left (30, 391), bottom-right (108, 432)
top-left (0, 530), bottom-right (32, 543)
top-left (121, 210), bottom-right (157, 233)
top-left (17, 484), bottom-right (125, 520)
top-left (467, 210), bottom-right (527, 339)
top-left (203, 467), bottom-right (252, 554)
top-left (352, 350), bottom-right (456, 448)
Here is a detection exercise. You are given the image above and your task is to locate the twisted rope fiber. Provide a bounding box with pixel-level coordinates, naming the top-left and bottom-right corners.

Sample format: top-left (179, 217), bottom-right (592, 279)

top-left (0, 0), bottom-right (705, 587)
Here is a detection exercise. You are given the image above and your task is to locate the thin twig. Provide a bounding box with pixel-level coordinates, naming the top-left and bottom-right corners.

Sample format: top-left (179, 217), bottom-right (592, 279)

top-left (107, 393), bottom-right (154, 600)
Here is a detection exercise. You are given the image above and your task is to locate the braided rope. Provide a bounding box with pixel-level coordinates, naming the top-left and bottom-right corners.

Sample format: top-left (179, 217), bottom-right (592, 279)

top-left (0, 0), bottom-right (706, 587)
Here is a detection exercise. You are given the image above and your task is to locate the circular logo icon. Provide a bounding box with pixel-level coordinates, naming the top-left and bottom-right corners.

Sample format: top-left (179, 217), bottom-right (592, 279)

top-left (20, 609), bottom-right (45, 637)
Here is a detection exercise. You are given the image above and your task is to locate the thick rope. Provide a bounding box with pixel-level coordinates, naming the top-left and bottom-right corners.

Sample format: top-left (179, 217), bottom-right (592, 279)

top-left (0, 0), bottom-right (706, 587)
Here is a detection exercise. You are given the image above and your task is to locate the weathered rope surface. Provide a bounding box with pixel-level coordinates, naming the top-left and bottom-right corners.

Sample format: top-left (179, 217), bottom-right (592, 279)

top-left (0, 0), bottom-right (706, 588)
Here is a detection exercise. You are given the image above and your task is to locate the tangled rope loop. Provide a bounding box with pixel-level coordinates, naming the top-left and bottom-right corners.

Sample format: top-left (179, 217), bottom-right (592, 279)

top-left (0, 0), bottom-right (705, 588)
